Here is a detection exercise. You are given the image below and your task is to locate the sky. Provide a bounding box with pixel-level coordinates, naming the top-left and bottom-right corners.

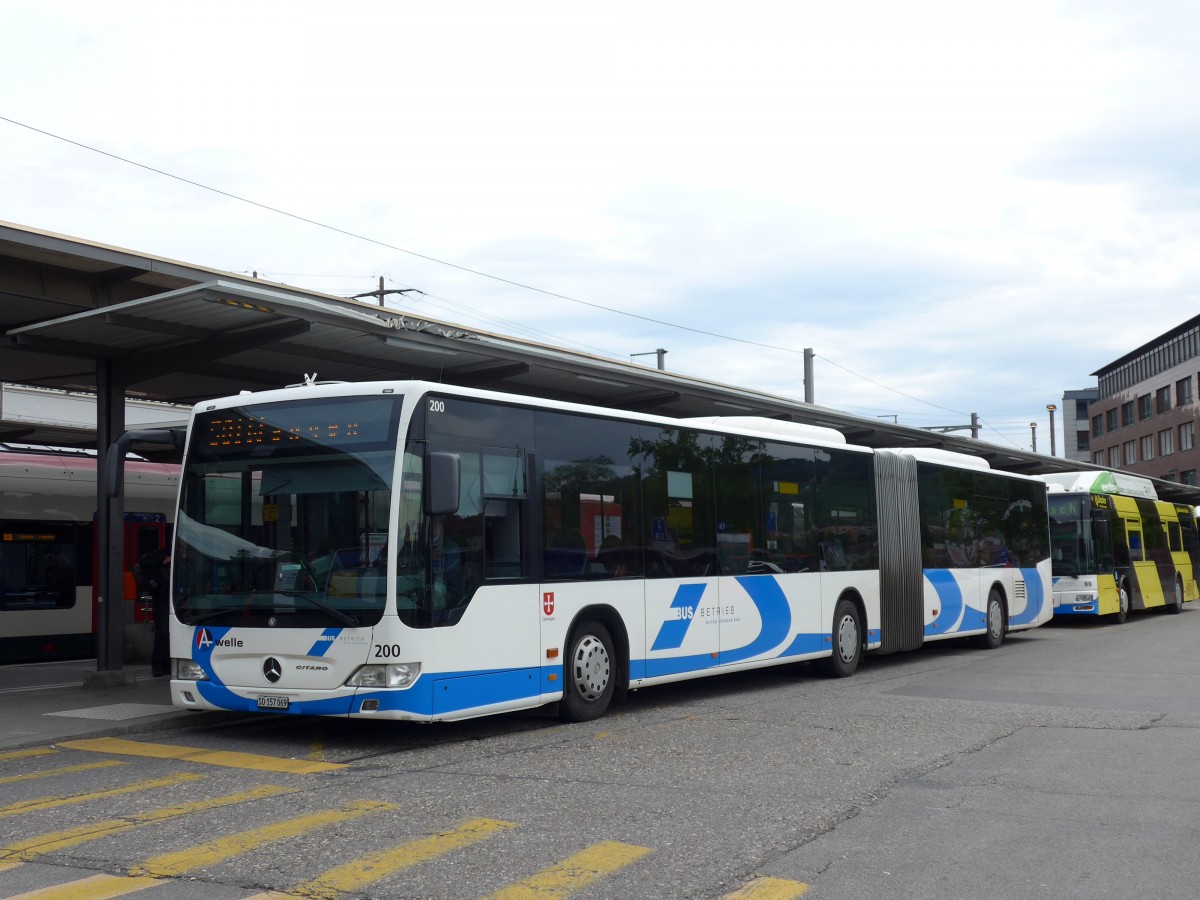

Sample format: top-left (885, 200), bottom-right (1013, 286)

top-left (3, 0), bottom-right (1199, 454)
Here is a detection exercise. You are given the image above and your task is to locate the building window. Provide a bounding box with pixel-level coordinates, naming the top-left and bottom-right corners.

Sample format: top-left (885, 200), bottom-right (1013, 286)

top-left (1123, 441), bottom-right (1137, 465)
top-left (1139, 395), bottom-right (1153, 420)
top-left (1121, 401), bottom-right (1134, 426)
top-left (1181, 421), bottom-right (1196, 452)
top-left (1075, 398), bottom-right (1092, 419)
top-left (1178, 377), bottom-right (1194, 406)
top-left (1093, 450), bottom-right (1105, 466)
top-left (1106, 408), bottom-right (1119, 432)
top-left (1183, 469), bottom-right (1198, 486)
top-left (1092, 414), bottom-right (1104, 437)
top-left (1141, 435), bottom-right (1155, 461)
top-left (1156, 386), bottom-right (1172, 414)
top-left (1108, 447), bottom-right (1120, 467)
top-left (1159, 428), bottom-right (1174, 456)
top-left (1076, 430), bottom-right (1090, 452)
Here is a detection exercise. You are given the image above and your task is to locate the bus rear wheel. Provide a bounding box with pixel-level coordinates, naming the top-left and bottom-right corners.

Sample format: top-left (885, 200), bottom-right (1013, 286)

top-left (1167, 577), bottom-right (1184, 614)
top-left (1113, 582), bottom-right (1130, 624)
top-left (975, 588), bottom-right (1005, 650)
top-left (561, 620), bottom-right (616, 722)
top-left (823, 597), bottom-right (862, 678)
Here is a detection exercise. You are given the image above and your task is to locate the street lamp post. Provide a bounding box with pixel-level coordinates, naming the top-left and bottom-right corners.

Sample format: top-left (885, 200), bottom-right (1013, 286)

top-left (1030, 422), bottom-right (1037, 453)
top-left (1046, 404), bottom-right (1058, 457)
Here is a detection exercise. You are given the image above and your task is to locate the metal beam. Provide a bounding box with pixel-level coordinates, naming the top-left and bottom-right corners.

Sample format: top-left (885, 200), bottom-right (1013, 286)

top-left (92, 266), bottom-right (147, 290)
top-left (8, 332), bottom-right (124, 360)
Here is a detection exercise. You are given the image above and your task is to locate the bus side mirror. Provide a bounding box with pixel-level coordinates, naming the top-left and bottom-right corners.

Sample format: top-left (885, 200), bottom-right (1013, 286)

top-left (426, 452), bottom-right (461, 517)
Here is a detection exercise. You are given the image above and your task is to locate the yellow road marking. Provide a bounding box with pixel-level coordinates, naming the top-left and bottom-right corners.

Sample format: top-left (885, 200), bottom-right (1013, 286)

top-left (0, 773), bottom-right (203, 820)
top-left (4, 873), bottom-right (160, 899)
top-left (2, 785), bottom-right (293, 861)
top-left (292, 817), bottom-right (516, 896)
top-left (0, 859), bottom-right (21, 874)
top-left (0, 760), bottom-right (126, 785)
top-left (309, 732), bottom-right (326, 761)
top-left (0, 748), bottom-right (56, 762)
top-left (130, 799), bottom-right (398, 877)
top-left (487, 841), bottom-right (653, 899)
top-left (60, 737), bottom-right (345, 774)
top-left (723, 876), bottom-right (811, 899)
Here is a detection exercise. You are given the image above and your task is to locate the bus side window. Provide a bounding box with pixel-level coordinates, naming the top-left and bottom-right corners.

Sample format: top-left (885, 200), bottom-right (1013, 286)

top-left (1127, 528), bottom-right (1143, 561)
top-left (482, 449), bottom-right (525, 580)
top-left (484, 498), bottom-right (522, 578)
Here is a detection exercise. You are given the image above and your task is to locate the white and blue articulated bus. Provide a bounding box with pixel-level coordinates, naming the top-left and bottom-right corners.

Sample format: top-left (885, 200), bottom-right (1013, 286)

top-left (167, 380), bottom-right (1053, 722)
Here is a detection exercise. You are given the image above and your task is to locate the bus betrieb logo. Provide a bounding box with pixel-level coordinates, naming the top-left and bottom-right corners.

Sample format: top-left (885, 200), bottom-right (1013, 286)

top-left (543, 592), bottom-right (555, 616)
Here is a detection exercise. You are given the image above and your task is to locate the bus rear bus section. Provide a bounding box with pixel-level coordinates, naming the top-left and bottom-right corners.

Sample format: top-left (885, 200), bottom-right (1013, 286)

top-left (1042, 471), bottom-right (1200, 623)
top-left (166, 380), bottom-right (1053, 723)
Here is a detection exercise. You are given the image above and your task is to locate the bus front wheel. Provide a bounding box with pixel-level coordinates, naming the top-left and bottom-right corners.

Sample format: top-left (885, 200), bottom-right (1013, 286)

top-left (823, 597), bottom-right (862, 678)
top-left (561, 620), bottom-right (616, 722)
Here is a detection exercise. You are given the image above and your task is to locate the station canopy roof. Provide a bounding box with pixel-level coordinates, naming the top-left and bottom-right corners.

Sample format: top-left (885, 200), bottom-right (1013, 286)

top-left (4, 220), bottom-right (1199, 504)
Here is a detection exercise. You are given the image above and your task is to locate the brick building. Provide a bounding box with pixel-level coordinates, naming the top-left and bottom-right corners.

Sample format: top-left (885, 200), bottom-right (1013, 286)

top-left (1088, 316), bottom-right (1200, 485)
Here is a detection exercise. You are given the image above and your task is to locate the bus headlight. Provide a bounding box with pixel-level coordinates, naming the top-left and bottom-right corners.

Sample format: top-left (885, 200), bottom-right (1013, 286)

top-left (175, 659), bottom-right (208, 682)
top-left (346, 663), bottom-right (421, 689)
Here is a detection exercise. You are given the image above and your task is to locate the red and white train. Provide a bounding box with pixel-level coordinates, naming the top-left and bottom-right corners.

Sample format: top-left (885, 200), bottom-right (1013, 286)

top-left (0, 449), bottom-right (177, 663)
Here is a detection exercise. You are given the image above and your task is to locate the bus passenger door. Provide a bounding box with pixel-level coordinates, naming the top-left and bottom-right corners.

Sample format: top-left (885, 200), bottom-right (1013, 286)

top-left (1124, 520), bottom-right (1161, 609)
top-left (640, 434), bottom-right (720, 680)
top-left (1172, 507), bottom-right (1200, 600)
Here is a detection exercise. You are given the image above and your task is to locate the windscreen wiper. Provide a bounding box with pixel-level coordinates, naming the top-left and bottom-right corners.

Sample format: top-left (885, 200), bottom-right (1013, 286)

top-left (182, 606), bottom-right (243, 625)
top-left (275, 590), bottom-right (361, 627)
top-left (183, 592), bottom-right (360, 628)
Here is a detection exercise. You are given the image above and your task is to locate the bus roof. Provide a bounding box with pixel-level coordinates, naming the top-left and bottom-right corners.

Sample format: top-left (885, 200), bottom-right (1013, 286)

top-left (882, 446), bottom-right (992, 472)
top-left (1039, 470), bottom-right (1158, 500)
top-left (678, 416), bottom-right (847, 446)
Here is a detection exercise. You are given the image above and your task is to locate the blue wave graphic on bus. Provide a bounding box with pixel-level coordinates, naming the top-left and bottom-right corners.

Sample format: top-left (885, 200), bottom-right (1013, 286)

top-left (924, 570), bottom-right (966, 635)
top-left (722, 576), bottom-right (792, 664)
top-left (1010, 568), bottom-right (1046, 626)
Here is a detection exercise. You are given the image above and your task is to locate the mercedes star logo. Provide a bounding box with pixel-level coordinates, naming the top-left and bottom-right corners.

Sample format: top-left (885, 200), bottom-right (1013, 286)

top-left (263, 657), bottom-right (283, 683)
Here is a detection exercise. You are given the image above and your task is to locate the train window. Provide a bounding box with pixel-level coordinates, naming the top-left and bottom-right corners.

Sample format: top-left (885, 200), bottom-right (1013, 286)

top-left (0, 522), bottom-right (78, 611)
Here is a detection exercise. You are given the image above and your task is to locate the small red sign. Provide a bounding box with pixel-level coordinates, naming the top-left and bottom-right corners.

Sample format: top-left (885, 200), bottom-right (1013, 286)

top-left (543, 592), bottom-right (555, 616)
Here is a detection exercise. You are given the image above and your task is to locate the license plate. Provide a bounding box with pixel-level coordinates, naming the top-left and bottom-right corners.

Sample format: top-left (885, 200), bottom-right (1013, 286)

top-left (257, 695), bottom-right (289, 710)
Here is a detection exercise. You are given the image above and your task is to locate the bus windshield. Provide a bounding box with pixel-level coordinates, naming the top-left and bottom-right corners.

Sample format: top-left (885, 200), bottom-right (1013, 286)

top-left (1047, 493), bottom-right (1100, 577)
top-left (172, 395), bottom-right (401, 629)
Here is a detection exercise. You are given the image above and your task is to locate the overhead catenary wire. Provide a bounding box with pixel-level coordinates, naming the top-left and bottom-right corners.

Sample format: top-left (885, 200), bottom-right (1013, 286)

top-left (1, 113), bottom-right (1024, 428)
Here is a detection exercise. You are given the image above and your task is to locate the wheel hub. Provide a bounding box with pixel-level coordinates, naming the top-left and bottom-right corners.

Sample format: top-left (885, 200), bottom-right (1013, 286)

top-left (573, 635), bottom-right (611, 701)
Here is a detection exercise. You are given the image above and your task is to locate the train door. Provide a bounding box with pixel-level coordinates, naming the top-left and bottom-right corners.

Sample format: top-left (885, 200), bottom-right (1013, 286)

top-left (91, 512), bottom-right (170, 631)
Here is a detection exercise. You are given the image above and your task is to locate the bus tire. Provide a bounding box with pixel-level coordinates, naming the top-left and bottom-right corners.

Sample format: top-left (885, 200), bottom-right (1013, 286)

top-left (1167, 576), bottom-right (1184, 614)
top-left (561, 620), bottom-right (616, 722)
top-left (823, 597), bottom-right (862, 678)
top-left (1113, 582), bottom-right (1130, 624)
top-left (975, 588), bottom-right (1005, 650)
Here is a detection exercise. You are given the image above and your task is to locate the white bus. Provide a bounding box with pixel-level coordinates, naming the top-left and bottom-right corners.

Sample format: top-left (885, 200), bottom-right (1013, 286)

top-left (166, 380), bottom-right (1052, 722)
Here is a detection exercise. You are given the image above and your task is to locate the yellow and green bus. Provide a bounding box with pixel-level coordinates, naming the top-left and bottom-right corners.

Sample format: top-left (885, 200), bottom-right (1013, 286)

top-left (1043, 471), bottom-right (1200, 623)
